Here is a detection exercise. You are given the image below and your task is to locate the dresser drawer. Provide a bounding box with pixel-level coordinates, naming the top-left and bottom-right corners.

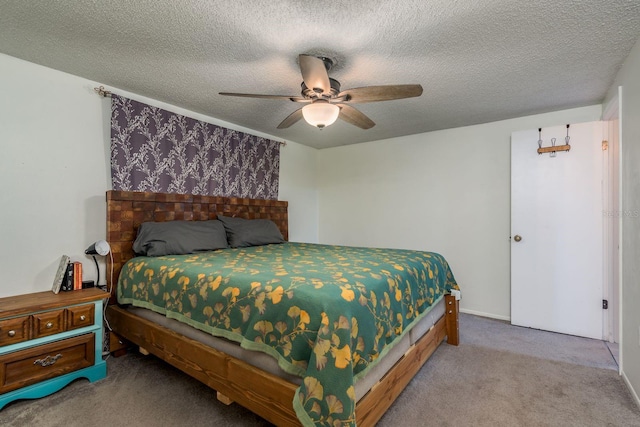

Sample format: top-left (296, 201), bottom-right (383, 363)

top-left (0, 333), bottom-right (95, 394)
top-left (0, 316), bottom-right (31, 346)
top-left (32, 309), bottom-right (65, 338)
top-left (66, 304), bottom-right (95, 331)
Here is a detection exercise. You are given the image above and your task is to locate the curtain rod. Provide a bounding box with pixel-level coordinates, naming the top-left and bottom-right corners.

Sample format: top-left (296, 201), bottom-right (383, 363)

top-left (94, 86), bottom-right (112, 97)
top-left (94, 86), bottom-right (286, 146)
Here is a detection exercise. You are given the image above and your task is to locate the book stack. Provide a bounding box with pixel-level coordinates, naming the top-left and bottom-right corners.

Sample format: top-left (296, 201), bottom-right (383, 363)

top-left (51, 255), bottom-right (88, 294)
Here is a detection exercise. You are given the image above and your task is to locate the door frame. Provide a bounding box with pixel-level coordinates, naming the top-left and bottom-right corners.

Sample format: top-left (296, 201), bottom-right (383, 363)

top-left (602, 88), bottom-right (622, 369)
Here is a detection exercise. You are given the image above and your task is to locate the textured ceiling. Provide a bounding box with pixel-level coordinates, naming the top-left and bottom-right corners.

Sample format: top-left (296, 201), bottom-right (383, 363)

top-left (1, 1), bottom-right (639, 149)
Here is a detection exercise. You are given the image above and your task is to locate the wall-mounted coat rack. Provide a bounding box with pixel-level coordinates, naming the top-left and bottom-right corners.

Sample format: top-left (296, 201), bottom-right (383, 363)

top-left (537, 124), bottom-right (571, 156)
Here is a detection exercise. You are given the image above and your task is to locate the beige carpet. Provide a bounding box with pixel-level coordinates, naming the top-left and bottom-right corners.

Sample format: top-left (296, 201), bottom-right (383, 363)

top-left (2, 314), bottom-right (639, 426)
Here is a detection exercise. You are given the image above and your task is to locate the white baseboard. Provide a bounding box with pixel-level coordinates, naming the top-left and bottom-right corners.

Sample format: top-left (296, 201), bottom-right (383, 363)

top-left (460, 308), bottom-right (510, 322)
top-left (622, 371), bottom-right (640, 410)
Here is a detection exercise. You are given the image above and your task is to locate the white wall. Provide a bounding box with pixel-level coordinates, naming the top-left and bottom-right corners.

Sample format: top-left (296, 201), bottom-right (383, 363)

top-left (0, 53), bottom-right (318, 298)
top-left (279, 141), bottom-right (319, 243)
top-left (604, 36), bottom-right (640, 407)
top-left (317, 105), bottom-right (602, 320)
top-left (0, 54), bottom-right (109, 297)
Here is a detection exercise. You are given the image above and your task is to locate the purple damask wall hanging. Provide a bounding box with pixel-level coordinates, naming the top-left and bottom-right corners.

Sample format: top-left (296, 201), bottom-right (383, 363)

top-left (110, 94), bottom-right (280, 200)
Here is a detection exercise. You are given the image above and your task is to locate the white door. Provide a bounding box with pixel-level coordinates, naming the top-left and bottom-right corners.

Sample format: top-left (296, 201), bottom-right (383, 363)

top-left (511, 122), bottom-right (603, 339)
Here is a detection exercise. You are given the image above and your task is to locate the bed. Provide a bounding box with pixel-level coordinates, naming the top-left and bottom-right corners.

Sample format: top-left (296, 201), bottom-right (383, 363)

top-left (105, 190), bottom-right (460, 426)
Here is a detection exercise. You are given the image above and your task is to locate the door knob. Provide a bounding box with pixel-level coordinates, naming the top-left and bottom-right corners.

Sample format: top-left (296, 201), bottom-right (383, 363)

top-left (514, 235), bottom-right (522, 242)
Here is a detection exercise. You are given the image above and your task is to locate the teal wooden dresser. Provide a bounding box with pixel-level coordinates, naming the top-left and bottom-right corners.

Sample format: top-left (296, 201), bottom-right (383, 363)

top-left (0, 288), bottom-right (107, 409)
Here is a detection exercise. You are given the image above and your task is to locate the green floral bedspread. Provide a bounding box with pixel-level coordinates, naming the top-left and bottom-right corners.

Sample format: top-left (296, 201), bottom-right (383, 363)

top-left (117, 242), bottom-right (458, 426)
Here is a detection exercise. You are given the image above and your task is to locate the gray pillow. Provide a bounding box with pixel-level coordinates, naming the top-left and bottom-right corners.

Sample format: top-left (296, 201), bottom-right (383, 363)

top-left (133, 220), bottom-right (228, 256)
top-left (217, 215), bottom-right (284, 248)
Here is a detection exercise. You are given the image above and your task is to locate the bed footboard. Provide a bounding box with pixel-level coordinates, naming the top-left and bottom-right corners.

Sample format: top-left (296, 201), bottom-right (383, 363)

top-left (107, 305), bottom-right (301, 426)
top-left (107, 300), bottom-right (458, 427)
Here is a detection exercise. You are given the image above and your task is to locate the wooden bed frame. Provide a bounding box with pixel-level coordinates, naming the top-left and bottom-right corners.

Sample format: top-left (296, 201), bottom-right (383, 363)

top-left (104, 190), bottom-right (459, 426)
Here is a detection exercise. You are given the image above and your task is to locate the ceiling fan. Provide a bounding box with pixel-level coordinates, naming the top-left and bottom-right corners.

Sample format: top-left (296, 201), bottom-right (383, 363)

top-left (220, 54), bottom-right (423, 130)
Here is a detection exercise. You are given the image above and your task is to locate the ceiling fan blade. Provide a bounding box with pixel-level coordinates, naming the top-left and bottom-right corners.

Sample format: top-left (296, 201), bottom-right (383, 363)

top-left (277, 108), bottom-right (304, 129)
top-left (337, 104), bottom-right (375, 129)
top-left (338, 84), bottom-right (423, 103)
top-left (299, 54), bottom-right (331, 95)
top-left (219, 92), bottom-right (309, 103)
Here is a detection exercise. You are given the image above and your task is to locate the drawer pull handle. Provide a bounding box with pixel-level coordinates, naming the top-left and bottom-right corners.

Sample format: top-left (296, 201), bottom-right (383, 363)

top-left (8, 330), bottom-right (16, 337)
top-left (34, 353), bottom-right (63, 367)
top-left (46, 322), bottom-right (54, 329)
top-left (80, 315), bottom-right (87, 321)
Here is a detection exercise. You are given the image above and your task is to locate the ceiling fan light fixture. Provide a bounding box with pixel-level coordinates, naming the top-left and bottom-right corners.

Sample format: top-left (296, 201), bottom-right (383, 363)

top-left (220, 53), bottom-right (423, 130)
top-left (302, 101), bottom-right (340, 129)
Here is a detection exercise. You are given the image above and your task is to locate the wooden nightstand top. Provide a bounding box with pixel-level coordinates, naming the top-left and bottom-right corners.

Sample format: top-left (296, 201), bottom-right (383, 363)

top-left (0, 288), bottom-right (108, 318)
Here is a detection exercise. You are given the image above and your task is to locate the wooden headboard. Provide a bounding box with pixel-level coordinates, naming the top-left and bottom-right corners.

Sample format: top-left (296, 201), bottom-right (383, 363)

top-left (106, 190), bottom-right (288, 299)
